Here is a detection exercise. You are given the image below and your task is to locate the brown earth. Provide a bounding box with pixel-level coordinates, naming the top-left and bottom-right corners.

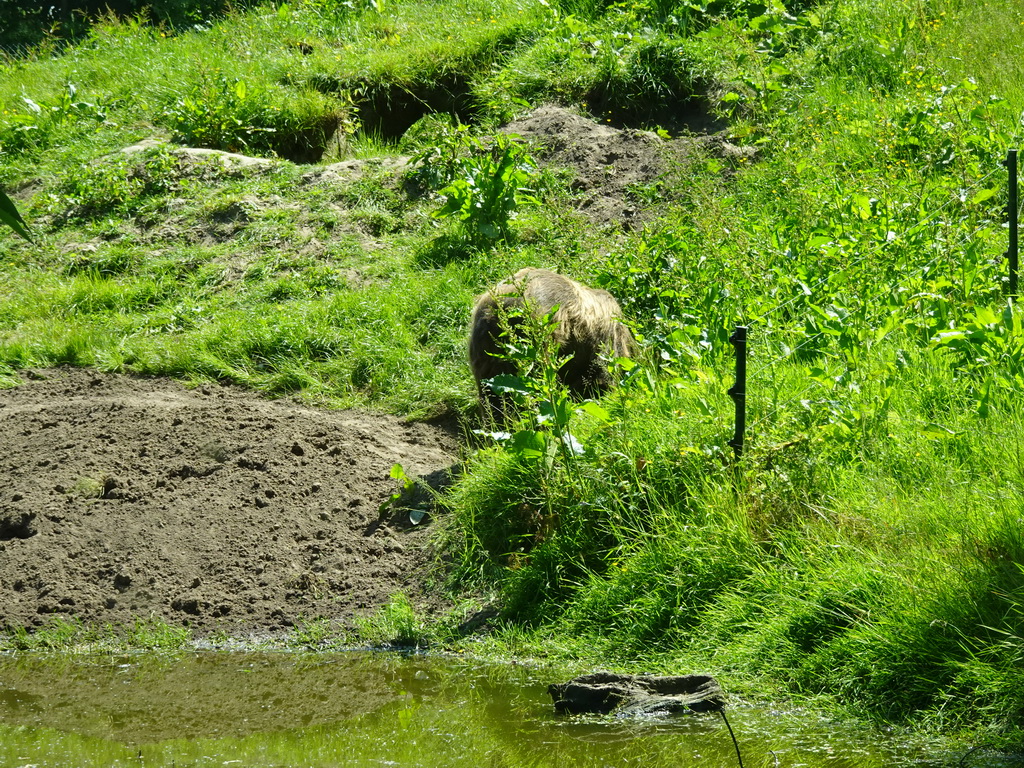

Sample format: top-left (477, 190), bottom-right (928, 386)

top-left (0, 367), bottom-right (460, 637)
top-left (503, 104), bottom-right (754, 229)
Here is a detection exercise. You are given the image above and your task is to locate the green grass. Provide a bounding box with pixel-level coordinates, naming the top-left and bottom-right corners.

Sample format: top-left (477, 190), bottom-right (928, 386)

top-left (1, 0), bottom-right (1024, 740)
top-left (0, 615), bottom-right (193, 652)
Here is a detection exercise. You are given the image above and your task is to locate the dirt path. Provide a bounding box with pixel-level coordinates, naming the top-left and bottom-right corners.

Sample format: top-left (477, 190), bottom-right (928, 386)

top-left (0, 367), bottom-right (459, 637)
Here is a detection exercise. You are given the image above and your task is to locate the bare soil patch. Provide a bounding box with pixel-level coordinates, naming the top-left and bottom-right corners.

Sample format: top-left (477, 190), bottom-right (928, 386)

top-left (504, 105), bottom-right (754, 229)
top-left (0, 367), bottom-right (459, 637)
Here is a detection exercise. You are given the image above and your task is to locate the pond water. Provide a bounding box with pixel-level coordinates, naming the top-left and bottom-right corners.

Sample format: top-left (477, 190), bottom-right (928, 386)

top-left (0, 651), bottom-right (997, 767)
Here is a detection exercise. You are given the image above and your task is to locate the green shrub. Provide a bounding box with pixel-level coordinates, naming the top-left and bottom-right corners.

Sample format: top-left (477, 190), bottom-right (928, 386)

top-left (411, 126), bottom-right (539, 244)
top-left (160, 75), bottom-right (354, 161)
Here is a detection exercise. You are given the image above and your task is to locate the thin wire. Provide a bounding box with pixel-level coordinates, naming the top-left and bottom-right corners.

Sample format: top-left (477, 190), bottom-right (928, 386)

top-left (749, 162), bottom-right (1005, 328)
top-left (720, 709), bottom-right (746, 768)
top-left (746, 166), bottom-right (1008, 381)
top-left (737, 168), bottom-right (1011, 432)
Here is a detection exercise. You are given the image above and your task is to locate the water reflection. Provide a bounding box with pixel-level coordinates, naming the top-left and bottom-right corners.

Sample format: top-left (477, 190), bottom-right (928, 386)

top-left (0, 651), bottom-right (994, 767)
top-left (0, 651), bottom-right (399, 741)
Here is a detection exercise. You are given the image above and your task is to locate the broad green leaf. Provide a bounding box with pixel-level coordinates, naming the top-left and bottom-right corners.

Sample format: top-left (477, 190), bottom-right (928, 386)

top-left (0, 188), bottom-right (32, 242)
top-left (973, 306), bottom-right (999, 326)
top-left (576, 401), bottom-right (611, 422)
top-left (489, 374), bottom-right (530, 396)
top-left (969, 188), bottom-right (997, 205)
top-left (931, 330), bottom-right (967, 346)
top-left (509, 430), bottom-right (547, 460)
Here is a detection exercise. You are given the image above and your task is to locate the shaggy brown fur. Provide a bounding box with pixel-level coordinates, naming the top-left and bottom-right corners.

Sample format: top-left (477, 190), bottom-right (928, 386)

top-left (469, 268), bottom-right (635, 418)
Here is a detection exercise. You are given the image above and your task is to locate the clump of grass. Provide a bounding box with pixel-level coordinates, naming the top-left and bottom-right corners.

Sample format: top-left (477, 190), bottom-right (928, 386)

top-left (159, 73), bottom-right (354, 161)
top-left (474, 11), bottom-right (715, 128)
top-left (124, 616), bottom-right (193, 650)
top-left (291, 0), bottom-right (544, 90)
top-left (353, 593), bottom-right (431, 648)
top-left (288, 617), bottom-right (351, 650)
top-left (69, 474), bottom-right (115, 499)
top-left (2, 617), bottom-right (99, 651)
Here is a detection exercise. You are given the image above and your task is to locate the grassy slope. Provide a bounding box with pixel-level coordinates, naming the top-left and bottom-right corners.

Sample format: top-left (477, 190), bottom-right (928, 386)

top-left (1, 0), bottom-right (1023, 739)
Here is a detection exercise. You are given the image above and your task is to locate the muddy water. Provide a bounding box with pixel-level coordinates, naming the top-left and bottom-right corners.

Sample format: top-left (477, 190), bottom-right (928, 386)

top-left (0, 651), bottom-right (980, 767)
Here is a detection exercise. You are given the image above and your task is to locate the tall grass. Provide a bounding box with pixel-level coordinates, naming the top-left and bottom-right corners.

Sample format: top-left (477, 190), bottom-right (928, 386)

top-left (436, 0), bottom-right (1024, 735)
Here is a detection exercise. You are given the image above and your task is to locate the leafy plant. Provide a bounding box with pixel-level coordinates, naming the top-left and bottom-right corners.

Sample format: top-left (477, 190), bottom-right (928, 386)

top-left (0, 82), bottom-right (109, 156)
top-left (597, 227), bottom-right (738, 368)
top-left (405, 118), bottom-right (471, 190)
top-left (162, 76), bottom-right (280, 155)
top-left (412, 126), bottom-right (538, 244)
top-left (0, 187), bottom-right (31, 240)
top-left (480, 303), bottom-right (584, 465)
top-left (931, 301), bottom-right (1024, 414)
top-left (378, 462), bottom-right (432, 524)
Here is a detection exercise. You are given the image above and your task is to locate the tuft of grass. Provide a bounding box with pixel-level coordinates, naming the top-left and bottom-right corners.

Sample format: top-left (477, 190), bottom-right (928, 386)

top-left (475, 12), bottom-right (716, 129)
top-left (288, 617), bottom-right (352, 650)
top-left (123, 616), bottom-right (193, 650)
top-left (353, 593), bottom-right (431, 648)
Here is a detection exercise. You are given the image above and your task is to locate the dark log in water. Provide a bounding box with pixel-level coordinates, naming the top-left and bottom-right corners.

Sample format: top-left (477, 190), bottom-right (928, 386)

top-left (548, 671), bottom-right (725, 716)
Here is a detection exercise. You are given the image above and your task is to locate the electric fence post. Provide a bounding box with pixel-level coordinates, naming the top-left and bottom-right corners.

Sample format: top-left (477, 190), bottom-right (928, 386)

top-left (1006, 149), bottom-right (1018, 299)
top-left (728, 326), bottom-right (747, 462)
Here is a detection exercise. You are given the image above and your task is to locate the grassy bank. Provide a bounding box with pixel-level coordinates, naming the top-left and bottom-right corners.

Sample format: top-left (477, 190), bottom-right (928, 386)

top-left (1, 0), bottom-right (1023, 742)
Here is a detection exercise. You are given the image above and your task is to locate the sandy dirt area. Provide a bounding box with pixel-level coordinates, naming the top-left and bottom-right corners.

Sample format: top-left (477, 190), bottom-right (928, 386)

top-left (0, 367), bottom-right (459, 636)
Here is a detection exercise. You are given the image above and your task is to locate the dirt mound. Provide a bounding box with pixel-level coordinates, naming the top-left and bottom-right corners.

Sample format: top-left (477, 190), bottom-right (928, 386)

top-left (0, 368), bottom-right (459, 637)
top-left (505, 105), bottom-right (754, 229)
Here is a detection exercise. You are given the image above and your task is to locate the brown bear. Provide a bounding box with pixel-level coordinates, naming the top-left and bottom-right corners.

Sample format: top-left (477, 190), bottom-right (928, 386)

top-left (469, 268), bottom-right (635, 420)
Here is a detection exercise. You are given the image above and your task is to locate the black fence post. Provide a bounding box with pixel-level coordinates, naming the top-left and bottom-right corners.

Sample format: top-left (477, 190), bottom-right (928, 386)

top-left (728, 326), bottom-right (747, 461)
top-left (1006, 149), bottom-right (1018, 299)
